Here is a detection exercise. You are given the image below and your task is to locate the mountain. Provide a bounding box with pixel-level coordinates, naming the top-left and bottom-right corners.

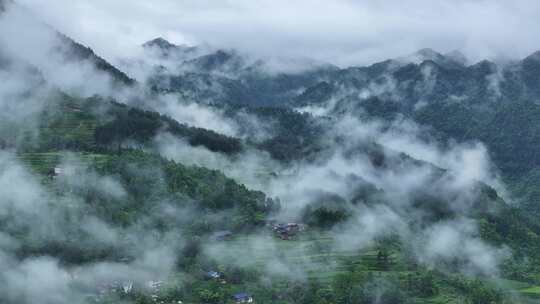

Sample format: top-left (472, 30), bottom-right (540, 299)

top-left (397, 48), bottom-right (467, 68)
top-left (144, 43), bottom-right (540, 109)
top-left (444, 50), bottom-right (468, 66)
top-left (142, 43), bottom-right (540, 195)
top-left (147, 45), bottom-right (540, 110)
top-left (142, 37), bottom-right (201, 60)
top-left (5, 82), bottom-right (540, 303)
top-left (290, 50), bottom-right (540, 214)
top-left (141, 37), bottom-right (339, 106)
top-left (143, 37), bottom-right (178, 50)
top-left (140, 41), bottom-right (540, 245)
top-left (0, 1), bottom-right (135, 87)
top-left (55, 33), bottom-right (135, 86)
top-left (2, 9), bottom-right (540, 303)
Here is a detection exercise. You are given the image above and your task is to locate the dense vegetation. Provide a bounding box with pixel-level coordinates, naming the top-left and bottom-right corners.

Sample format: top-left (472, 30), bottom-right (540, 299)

top-left (2, 26), bottom-right (540, 302)
top-left (56, 33), bottom-right (135, 86)
top-left (224, 106), bottom-right (327, 162)
top-left (94, 101), bottom-right (243, 154)
top-left (3, 91), bottom-right (538, 303)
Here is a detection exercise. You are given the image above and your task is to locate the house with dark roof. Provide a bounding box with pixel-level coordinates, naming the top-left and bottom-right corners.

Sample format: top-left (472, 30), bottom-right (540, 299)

top-left (212, 230), bottom-right (233, 241)
top-left (270, 222), bottom-right (305, 240)
top-left (233, 292), bottom-right (253, 303)
top-left (47, 167), bottom-right (65, 178)
top-left (205, 270), bottom-right (224, 279)
top-left (147, 280), bottom-right (164, 290)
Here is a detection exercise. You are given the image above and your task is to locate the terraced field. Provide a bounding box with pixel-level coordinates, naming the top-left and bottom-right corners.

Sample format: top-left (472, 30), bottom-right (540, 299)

top-left (10, 149), bottom-right (540, 304)
top-left (204, 232), bottom-right (540, 303)
top-left (206, 231), bottom-right (410, 284)
top-left (17, 152), bottom-right (110, 175)
top-left (38, 101), bottom-right (99, 149)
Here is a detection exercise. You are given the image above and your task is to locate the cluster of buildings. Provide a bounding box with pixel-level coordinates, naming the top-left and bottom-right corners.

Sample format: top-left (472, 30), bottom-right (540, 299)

top-left (47, 166), bottom-right (65, 178)
top-left (96, 280), bottom-right (134, 297)
top-left (204, 270), bottom-right (253, 303)
top-left (210, 221), bottom-right (307, 243)
top-left (205, 270), bottom-right (226, 283)
top-left (87, 222), bottom-right (307, 303)
top-left (147, 280), bottom-right (166, 303)
top-left (93, 279), bottom-right (182, 303)
top-left (268, 222), bottom-right (306, 240)
top-left (233, 292), bottom-right (253, 303)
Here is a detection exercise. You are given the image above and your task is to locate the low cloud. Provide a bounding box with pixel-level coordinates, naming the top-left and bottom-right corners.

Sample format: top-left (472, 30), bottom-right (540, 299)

top-left (417, 218), bottom-right (510, 276)
top-left (16, 0), bottom-right (540, 67)
top-left (0, 152), bottom-right (187, 303)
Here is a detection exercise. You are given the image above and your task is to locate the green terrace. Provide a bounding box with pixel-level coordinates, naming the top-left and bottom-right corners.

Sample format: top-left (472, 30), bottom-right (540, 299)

top-left (17, 152), bottom-right (110, 175)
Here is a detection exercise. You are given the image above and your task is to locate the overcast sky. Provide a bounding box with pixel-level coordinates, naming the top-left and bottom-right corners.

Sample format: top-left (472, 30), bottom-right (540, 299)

top-left (15, 0), bottom-right (540, 67)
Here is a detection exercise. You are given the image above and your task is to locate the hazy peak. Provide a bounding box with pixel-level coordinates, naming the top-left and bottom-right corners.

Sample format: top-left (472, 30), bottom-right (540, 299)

top-left (523, 50), bottom-right (540, 62)
top-left (396, 48), bottom-right (467, 68)
top-left (142, 37), bottom-right (177, 49)
top-left (444, 50), bottom-right (468, 65)
top-left (415, 48), bottom-right (443, 59)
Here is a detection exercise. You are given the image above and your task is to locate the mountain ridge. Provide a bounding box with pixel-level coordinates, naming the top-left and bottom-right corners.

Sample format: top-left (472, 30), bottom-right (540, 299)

top-left (1, 12), bottom-right (540, 303)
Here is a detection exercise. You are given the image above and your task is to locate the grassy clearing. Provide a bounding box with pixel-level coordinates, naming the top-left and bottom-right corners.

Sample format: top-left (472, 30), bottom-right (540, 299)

top-left (521, 286), bottom-right (540, 298)
top-left (488, 278), bottom-right (532, 291)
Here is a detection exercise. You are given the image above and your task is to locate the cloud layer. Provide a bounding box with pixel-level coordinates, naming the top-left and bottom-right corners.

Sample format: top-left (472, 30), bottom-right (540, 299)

top-left (16, 0), bottom-right (540, 66)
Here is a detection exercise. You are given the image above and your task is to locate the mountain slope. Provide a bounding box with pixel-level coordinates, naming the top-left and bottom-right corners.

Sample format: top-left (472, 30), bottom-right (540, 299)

top-left (141, 38), bottom-right (339, 106)
top-left (56, 33), bottom-right (135, 86)
top-left (289, 50), bottom-right (540, 214)
top-left (0, 1), bottom-right (135, 88)
top-left (2, 12), bottom-right (540, 303)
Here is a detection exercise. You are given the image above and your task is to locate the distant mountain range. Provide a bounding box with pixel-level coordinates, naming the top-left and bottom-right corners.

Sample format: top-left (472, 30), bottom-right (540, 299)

top-left (141, 37), bottom-right (540, 109)
top-left (138, 38), bottom-right (540, 204)
top-left (137, 38), bottom-right (540, 189)
top-left (2, 2), bottom-right (537, 203)
top-left (2, 0), bottom-right (538, 202)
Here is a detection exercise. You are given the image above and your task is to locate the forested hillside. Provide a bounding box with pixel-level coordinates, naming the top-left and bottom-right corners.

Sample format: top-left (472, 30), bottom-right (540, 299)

top-left (1, 1), bottom-right (540, 303)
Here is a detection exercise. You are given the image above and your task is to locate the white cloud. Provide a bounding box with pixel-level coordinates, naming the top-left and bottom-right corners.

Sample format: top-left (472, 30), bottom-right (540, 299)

top-left (14, 0), bottom-right (540, 67)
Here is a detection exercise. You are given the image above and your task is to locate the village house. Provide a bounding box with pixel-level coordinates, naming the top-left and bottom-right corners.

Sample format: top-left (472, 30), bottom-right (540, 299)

top-left (65, 104), bottom-right (83, 112)
top-left (147, 280), bottom-right (165, 291)
top-left (47, 167), bottom-right (65, 178)
top-left (205, 270), bottom-right (223, 280)
top-left (147, 280), bottom-right (165, 303)
top-left (269, 222), bottom-right (305, 240)
top-left (205, 270), bottom-right (227, 283)
top-left (212, 230), bottom-right (233, 241)
top-left (233, 292), bottom-right (253, 303)
top-left (96, 280), bottom-right (133, 296)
